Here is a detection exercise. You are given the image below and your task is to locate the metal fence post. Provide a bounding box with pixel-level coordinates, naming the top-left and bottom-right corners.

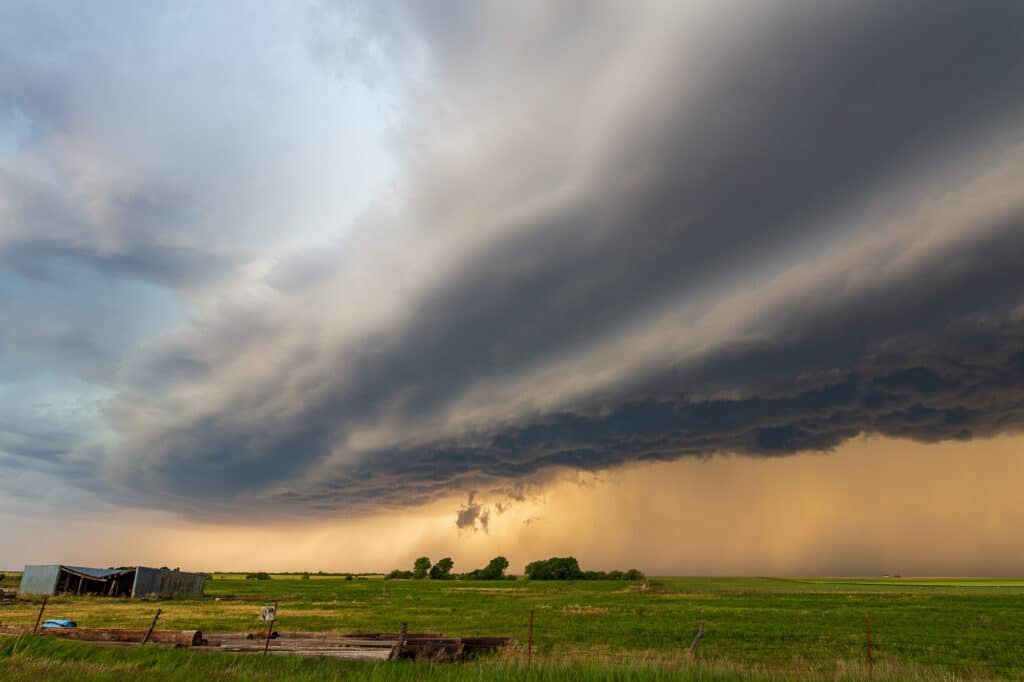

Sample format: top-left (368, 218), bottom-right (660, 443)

top-left (32, 596), bottom-right (48, 634)
top-left (141, 608), bottom-right (162, 645)
top-left (263, 600), bottom-right (278, 655)
top-left (866, 612), bottom-right (873, 675)
top-left (528, 609), bottom-right (534, 665)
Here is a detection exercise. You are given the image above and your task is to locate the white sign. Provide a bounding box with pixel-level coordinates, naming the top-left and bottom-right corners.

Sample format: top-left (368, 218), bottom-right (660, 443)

top-left (260, 606), bottom-right (276, 622)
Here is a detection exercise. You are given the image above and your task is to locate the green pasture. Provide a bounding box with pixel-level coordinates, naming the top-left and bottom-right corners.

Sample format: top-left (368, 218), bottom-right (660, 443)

top-left (3, 576), bottom-right (1024, 680)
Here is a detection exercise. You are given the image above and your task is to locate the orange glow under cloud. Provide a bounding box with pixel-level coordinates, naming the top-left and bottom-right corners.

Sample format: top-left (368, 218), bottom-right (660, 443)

top-left (5, 434), bottom-right (1023, 576)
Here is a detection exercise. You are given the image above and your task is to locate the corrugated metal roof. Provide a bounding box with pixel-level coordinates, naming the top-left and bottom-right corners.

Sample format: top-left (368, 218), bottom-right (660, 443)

top-left (62, 566), bottom-right (133, 579)
top-left (132, 566), bottom-right (206, 598)
top-left (19, 565), bottom-right (61, 595)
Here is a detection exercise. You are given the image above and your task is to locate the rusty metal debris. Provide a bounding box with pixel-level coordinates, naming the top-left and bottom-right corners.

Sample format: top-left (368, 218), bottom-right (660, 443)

top-left (0, 624), bottom-right (514, 661)
top-left (200, 629), bottom-right (515, 661)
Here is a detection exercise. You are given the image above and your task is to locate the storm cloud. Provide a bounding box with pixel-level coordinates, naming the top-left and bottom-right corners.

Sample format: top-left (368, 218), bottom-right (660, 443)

top-left (3, 1), bottom-right (1024, 519)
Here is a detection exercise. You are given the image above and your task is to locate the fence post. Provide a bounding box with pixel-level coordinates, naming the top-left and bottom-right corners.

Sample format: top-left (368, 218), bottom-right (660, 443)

top-left (865, 612), bottom-right (873, 675)
top-left (389, 622), bottom-right (408, 661)
top-left (141, 608), bottom-right (162, 645)
top-left (528, 609), bottom-right (534, 665)
top-left (688, 619), bottom-right (704, 656)
top-left (32, 596), bottom-right (48, 634)
top-left (263, 600), bottom-right (278, 655)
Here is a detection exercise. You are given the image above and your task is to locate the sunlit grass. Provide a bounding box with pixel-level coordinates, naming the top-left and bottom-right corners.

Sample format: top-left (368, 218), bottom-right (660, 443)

top-left (3, 576), bottom-right (1024, 679)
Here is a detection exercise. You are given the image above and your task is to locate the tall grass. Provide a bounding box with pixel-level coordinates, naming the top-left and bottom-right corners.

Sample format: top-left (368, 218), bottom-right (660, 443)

top-left (0, 636), bottom-right (994, 682)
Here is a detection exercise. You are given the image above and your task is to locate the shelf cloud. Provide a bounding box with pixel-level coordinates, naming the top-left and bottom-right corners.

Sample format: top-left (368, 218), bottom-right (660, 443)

top-left (2, 1), bottom-right (1024, 525)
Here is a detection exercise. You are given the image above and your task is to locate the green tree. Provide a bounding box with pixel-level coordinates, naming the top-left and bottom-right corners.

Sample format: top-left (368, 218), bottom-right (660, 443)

top-left (485, 556), bottom-right (509, 579)
top-left (413, 556), bottom-right (432, 580)
top-left (524, 557), bottom-right (583, 580)
top-left (386, 569), bottom-right (413, 579)
top-left (429, 557), bottom-right (455, 580)
top-left (465, 556), bottom-right (509, 580)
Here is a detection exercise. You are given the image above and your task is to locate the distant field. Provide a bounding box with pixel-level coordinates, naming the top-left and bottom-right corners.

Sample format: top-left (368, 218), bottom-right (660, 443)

top-left (3, 575), bottom-right (1024, 680)
top-left (0, 573), bottom-right (22, 586)
top-left (210, 572), bottom-right (385, 581)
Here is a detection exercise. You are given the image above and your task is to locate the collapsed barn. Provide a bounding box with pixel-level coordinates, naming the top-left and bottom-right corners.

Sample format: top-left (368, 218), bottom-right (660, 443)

top-left (19, 565), bottom-right (207, 598)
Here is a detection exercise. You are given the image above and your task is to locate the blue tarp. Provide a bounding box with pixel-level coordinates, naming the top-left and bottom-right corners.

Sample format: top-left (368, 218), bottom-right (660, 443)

top-left (41, 619), bottom-right (77, 628)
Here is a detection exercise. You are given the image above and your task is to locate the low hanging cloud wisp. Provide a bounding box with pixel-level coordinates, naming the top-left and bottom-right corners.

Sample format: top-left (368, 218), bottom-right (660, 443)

top-left (2, 1), bottom-right (1024, 520)
top-left (455, 493), bottom-right (491, 534)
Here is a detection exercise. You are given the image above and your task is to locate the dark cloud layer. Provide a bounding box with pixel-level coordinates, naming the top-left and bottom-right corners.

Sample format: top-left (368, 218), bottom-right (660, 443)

top-left (277, 314), bottom-right (1024, 513)
top-left (4, 1), bottom-right (1024, 518)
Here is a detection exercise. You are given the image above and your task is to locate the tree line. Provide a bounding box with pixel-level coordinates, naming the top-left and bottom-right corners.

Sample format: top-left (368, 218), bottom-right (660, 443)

top-left (386, 556), bottom-right (509, 580)
top-left (524, 556), bottom-right (643, 581)
top-left (386, 556), bottom-right (643, 581)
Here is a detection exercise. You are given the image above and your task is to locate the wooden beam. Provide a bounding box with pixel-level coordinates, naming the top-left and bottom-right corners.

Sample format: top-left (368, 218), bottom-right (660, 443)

top-left (15, 627), bottom-right (204, 647)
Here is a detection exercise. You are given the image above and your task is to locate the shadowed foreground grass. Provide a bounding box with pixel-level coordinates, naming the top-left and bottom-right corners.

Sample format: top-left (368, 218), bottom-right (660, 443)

top-left (0, 636), bottom-right (984, 682)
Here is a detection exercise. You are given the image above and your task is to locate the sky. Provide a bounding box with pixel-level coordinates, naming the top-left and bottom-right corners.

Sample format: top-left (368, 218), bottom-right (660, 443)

top-left (2, 1), bottom-right (1024, 575)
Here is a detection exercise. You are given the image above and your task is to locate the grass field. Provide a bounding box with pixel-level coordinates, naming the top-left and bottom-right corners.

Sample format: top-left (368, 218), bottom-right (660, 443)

top-left (2, 573), bottom-right (1023, 680)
